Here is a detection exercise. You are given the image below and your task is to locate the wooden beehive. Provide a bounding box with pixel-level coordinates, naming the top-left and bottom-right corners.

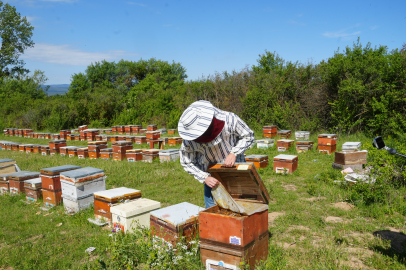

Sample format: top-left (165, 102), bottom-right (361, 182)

top-left (93, 187), bottom-right (142, 221)
top-left (318, 145), bottom-right (336, 155)
top-left (68, 147), bottom-right (81, 157)
top-left (134, 136), bottom-right (147, 145)
top-left (7, 171), bottom-right (40, 194)
top-left (147, 124), bottom-right (157, 131)
top-left (131, 125), bottom-right (142, 134)
top-left (296, 141), bottom-right (314, 153)
top-left (49, 140), bottom-right (67, 152)
top-left (158, 149), bottom-right (180, 162)
top-left (124, 125), bottom-right (132, 135)
top-left (126, 149), bottom-right (142, 162)
top-left (40, 145), bottom-right (50, 156)
top-left (318, 134), bottom-right (337, 146)
top-left (41, 165), bottom-right (82, 191)
top-left (112, 141), bottom-right (133, 153)
top-left (100, 148), bottom-right (113, 160)
top-left (12, 144), bottom-right (19, 152)
top-left (88, 141), bottom-right (107, 152)
top-left (245, 155), bottom-right (269, 169)
top-left (334, 151), bottom-right (367, 165)
top-left (150, 202), bottom-right (204, 245)
top-left (277, 130), bottom-right (292, 139)
top-left (142, 149), bottom-right (160, 162)
top-left (117, 125), bottom-right (125, 135)
top-left (168, 129), bottom-right (176, 135)
top-left (263, 125), bottom-right (277, 138)
top-left (43, 189), bottom-right (62, 207)
top-left (24, 177), bottom-right (42, 201)
top-left (146, 131), bottom-right (160, 140)
top-left (273, 154), bottom-right (298, 174)
top-left (32, 145), bottom-right (41, 154)
top-left (77, 148), bottom-right (89, 159)
top-left (276, 139), bottom-right (294, 152)
top-left (200, 163), bottom-right (270, 270)
top-left (168, 137), bottom-right (182, 146)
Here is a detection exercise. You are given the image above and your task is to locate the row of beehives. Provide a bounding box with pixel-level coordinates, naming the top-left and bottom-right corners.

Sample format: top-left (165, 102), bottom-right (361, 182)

top-left (0, 140), bottom-right (181, 163)
top-left (0, 158), bottom-right (271, 270)
top-left (3, 124), bottom-right (178, 140)
top-left (262, 125), bottom-right (310, 140)
top-left (255, 133), bottom-right (343, 155)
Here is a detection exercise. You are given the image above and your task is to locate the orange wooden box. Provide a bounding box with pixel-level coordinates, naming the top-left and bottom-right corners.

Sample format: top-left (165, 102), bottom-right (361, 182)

top-left (146, 131), bottom-right (160, 140)
top-left (124, 126), bottom-right (132, 134)
top-left (273, 154), bottom-right (298, 174)
top-left (277, 130), bottom-right (292, 139)
top-left (42, 189), bottom-right (62, 207)
top-left (134, 136), bottom-right (147, 145)
top-left (200, 163), bottom-right (270, 269)
top-left (263, 125), bottom-right (277, 134)
top-left (263, 133), bottom-right (277, 138)
top-left (89, 152), bottom-right (100, 159)
top-left (245, 155), bottom-right (269, 169)
top-left (25, 188), bottom-right (42, 201)
top-left (9, 180), bottom-right (25, 194)
top-left (276, 139), bottom-right (294, 151)
top-left (168, 129), bottom-right (176, 135)
top-left (12, 145), bottom-right (19, 152)
top-left (126, 149), bottom-right (142, 162)
top-left (77, 148), bottom-right (88, 159)
top-left (117, 126), bottom-right (125, 135)
top-left (147, 125), bottom-right (157, 131)
top-left (168, 137), bottom-right (182, 146)
top-left (49, 140), bottom-right (67, 150)
top-left (33, 145), bottom-right (41, 154)
top-left (41, 165), bottom-right (81, 191)
top-left (113, 152), bottom-right (126, 161)
top-left (68, 148), bottom-right (79, 157)
top-left (318, 144), bottom-right (336, 155)
top-left (112, 145), bottom-right (133, 153)
top-left (318, 134), bottom-right (337, 146)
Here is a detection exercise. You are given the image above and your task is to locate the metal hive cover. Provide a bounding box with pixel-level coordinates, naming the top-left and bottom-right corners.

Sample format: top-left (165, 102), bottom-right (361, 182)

top-left (257, 139), bottom-right (274, 143)
top-left (7, 171), bottom-right (40, 179)
top-left (0, 159), bottom-right (15, 164)
top-left (94, 187), bottom-right (140, 199)
top-left (274, 154), bottom-right (297, 160)
top-left (100, 148), bottom-right (113, 152)
top-left (159, 149), bottom-right (179, 154)
top-left (246, 155), bottom-right (268, 159)
top-left (25, 177), bottom-right (42, 185)
top-left (150, 202), bottom-right (204, 226)
top-left (60, 167), bottom-right (104, 179)
top-left (41, 165), bottom-right (82, 174)
top-left (278, 139), bottom-right (294, 142)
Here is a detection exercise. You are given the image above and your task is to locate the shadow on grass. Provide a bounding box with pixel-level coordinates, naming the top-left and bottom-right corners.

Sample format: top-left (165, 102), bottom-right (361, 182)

top-left (372, 230), bottom-right (406, 265)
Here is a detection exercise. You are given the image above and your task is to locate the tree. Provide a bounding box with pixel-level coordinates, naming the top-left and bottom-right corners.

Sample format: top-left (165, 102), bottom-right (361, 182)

top-left (0, 1), bottom-right (34, 77)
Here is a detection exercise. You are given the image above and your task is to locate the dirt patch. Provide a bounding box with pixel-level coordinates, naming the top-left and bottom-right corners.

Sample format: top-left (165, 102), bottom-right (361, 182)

top-left (333, 202), bottom-right (355, 211)
top-left (325, 216), bottom-right (344, 223)
top-left (302, 196), bottom-right (326, 202)
top-left (268, 212), bottom-right (285, 223)
top-left (277, 241), bottom-right (297, 249)
top-left (344, 232), bottom-right (374, 242)
top-left (346, 247), bottom-right (374, 257)
top-left (26, 235), bottom-right (43, 242)
top-left (282, 184), bottom-right (297, 191)
top-left (342, 256), bottom-right (369, 269)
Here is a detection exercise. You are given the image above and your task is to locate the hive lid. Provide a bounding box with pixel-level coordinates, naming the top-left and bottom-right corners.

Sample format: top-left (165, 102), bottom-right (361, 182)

top-left (112, 140), bottom-right (132, 145)
top-left (0, 159), bottom-right (16, 165)
top-left (7, 171), bottom-right (40, 180)
top-left (126, 149), bottom-right (142, 153)
top-left (343, 142), bottom-right (361, 146)
top-left (147, 124), bottom-right (157, 127)
top-left (88, 141), bottom-right (107, 145)
top-left (41, 165), bottom-right (82, 174)
top-left (110, 198), bottom-right (161, 217)
top-left (159, 149), bottom-right (180, 155)
top-left (318, 134), bottom-right (337, 137)
top-left (100, 148), bottom-right (113, 152)
top-left (257, 139), bottom-right (274, 143)
top-left (60, 167), bottom-right (104, 179)
top-left (295, 131), bottom-right (310, 134)
top-left (245, 155), bottom-right (268, 160)
top-left (61, 146), bottom-right (80, 150)
top-left (149, 202), bottom-right (204, 226)
top-left (94, 187), bottom-right (141, 199)
top-left (25, 177), bottom-right (42, 185)
top-left (278, 129), bottom-right (291, 133)
top-left (277, 139), bottom-right (294, 142)
top-left (84, 129), bottom-right (99, 132)
top-left (274, 154), bottom-right (298, 160)
top-left (263, 125), bottom-right (277, 128)
top-left (142, 149), bottom-right (160, 154)
top-left (49, 140), bottom-right (66, 143)
top-left (0, 172), bottom-right (16, 180)
top-left (296, 141), bottom-right (313, 144)
top-left (207, 163), bottom-right (270, 205)
top-left (40, 145), bottom-right (50, 148)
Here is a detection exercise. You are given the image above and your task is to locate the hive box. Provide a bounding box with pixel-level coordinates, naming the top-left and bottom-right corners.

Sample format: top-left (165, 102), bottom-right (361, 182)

top-left (94, 187), bottom-right (142, 221)
top-left (273, 154), bottom-right (298, 174)
top-left (77, 148), bottom-right (89, 159)
top-left (168, 137), bottom-right (182, 146)
top-left (296, 141), bottom-right (314, 153)
top-left (134, 136), bottom-right (147, 145)
top-left (79, 125), bottom-right (88, 131)
top-left (256, 139), bottom-right (274, 149)
top-left (33, 145), bottom-right (42, 154)
top-left (41, 165), bottom-right (81, 191)
top-left (100, 148), bottom-right (113, 160)
top-left (318, 134), bottom-right (337, 146)
top-left (60, 146), bottom-right (77, 157)
top-left (147, 124), bottom-right (157, 131)
top-left (49, 140), bottom-right (67, 153)
top-left (124, 125), bottom-right (132, 135)
top-left (126, 149), bottom-right (142, 162)
top-left (24, 177), bottom-right (42, 201)
top-left (12, 144), bottom-right (19, 152)
top-left (263, 125), bottom-right (277, 138)
top-left (159, 149), bottom-right (180, 162)
top-left (295, 131), bottom-right (310, 140)
top-left (168, 129), bottom-right (176, 135)
top-left (112, 141), bottom-right (133, 153)
top-left (40, 145), bottom-right (50, 156)
top-left (142, 149), bottom-right (160, 162)
top-left (276, 139), bottom-right (294, 152)
top-left (111, 198), bottom-right (161, 233)
top-left (131, 125), bottom-right (142, 134)
top-left (60, 167), bottom-right (106, 213)
top-left (88, 141), bottom-right (108, 152)
top-left (0, 173), bottom-right (14, 194)
top-left (200, 163), bottom-right (270, 270)
top-left (342, 142), bottom-right (361, 151)
top-left (318, 145), bottom-right (336, 155)
top-left (334, 150), bottom-right (367, 165)
top-left (146, 131), bottom-right (160, 140)
top-left (0, 159), bottom-right (17, 175)
top-left (245, 155), bottom-right (268, 169)
top-left (277, 130), bottom-right (292, 139)
top-left (150, 202), bottom-right (204, 245)
top-left (7, 171), bottom-right (40, 194)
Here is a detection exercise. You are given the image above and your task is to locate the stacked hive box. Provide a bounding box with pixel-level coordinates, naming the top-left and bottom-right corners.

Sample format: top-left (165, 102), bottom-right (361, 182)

top-left (12, 144), bottom-right (19, 152)
top-left (274, 155), bottom-right (298, 174)
top-left (257, 139), bottom-right (274, 149)
top-left (124, 125), bottom-right (132, 135)
top-left (117, 125), bottom-right (125, 135)
top-left (111, 198), bottom-right (161, 234)
top-left (100, 148), bottom-right (113, 160)
top-left (60, 167), bottom-right (106, 214)
top-left (77, 148), bottom-right (89, 159)
top-left (277, 139), bottom-right (294, 152)
top-left (131, 125), bottom-right (142, 134)
top-left (112, 141), bottom-right (133, 161)
top-left (0, 159), bottom-right (17, 175)
top-left (25, 178), bottom-right (42, 201)
top-left (49, 140), bottom-right (67, 155)
top-left (41, 165), bottom-right (81, 207)
top-left (68, 146), bottom-right (81, 158)
top-left (157, 128), bottom-right (167, 134)
top-left (150, 202), bottom-right (204, 245)
top-left (158, 149), bottom-right (180, 162)
top-left (126, 149), bottom-right (142, 162)
top-left (333, 147), bottom-right (367, 171)
top-left (8, 171), bottom-right (40, 194)
top-left (245, 155), bottom-right (269, 169)
top-left (147, 124), bottom-right (157, 131)
top-left (60, 130), bottom-right (71, 139)
top-left (85, 129), bottom-right (99, 141)
top-left (33, 145), bottom-right (42, 154)
top-left (318, 134), bottom-right (337, 154)
top-left (168, 137), bottom-right (182, 146)
top-left (60, 146), bottom-right (75, 157)
top-left (93, 187), bottom-right (142, 221)
top-left (263, 125), bottom-right (277, 138)
top-left (40, 145), bottom-right (50, 156)
top-left (134, 136), bottom-right (147, 145)
top-left (0, 173), bottom-right (14, 194)
top-left (88, 141), bottom-right (108, 159)
top-left (168, 129), bottom-right (176, 135)
top-left (295, 131), bottom-right (310, 140)
top-left (79, 125), bottom-right (88, 131)
top-left (142, 149), bottom-right (160, 162)
top-left (342, 142), bottom-right (361, 151)
top-left (200, 163), bottom-right (270, 269)
top-left (278, 130), bottom-right (292, 139)
top-left (296, 141), bottom-right (314, 153)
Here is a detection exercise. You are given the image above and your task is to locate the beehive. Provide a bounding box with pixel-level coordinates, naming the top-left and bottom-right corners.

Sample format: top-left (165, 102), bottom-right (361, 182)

top-left (273, 155), bottom-right (298, 174)
top-left (296, 141), bottom-right (314, 153)
top-left (276, 139), bottom-right (294, 152)
top-left (158, 149), bottom-right (180, 162)
top-left (245, 155), bottom-right (269, 169)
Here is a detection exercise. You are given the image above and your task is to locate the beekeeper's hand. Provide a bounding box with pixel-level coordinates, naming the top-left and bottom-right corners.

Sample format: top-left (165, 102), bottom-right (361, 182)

top-left (205, 176), bottom-right (219, 188)
top-left (224, 153), bottom-right (236, 167)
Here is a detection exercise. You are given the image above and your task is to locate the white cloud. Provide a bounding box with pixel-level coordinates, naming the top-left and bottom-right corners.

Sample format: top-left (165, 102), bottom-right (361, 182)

top-left (25, 16), bottom-right (37, 22)
top-left (23, 43), bottom-right (139, 66)
top-left (370, 25), bottom-right (378, 30)
top-left (127, 2), bottom-right (146, 7)
top-left (323, 30), bottom-right (361, 38)
top-left (288, 20), bottom-right (306, 26)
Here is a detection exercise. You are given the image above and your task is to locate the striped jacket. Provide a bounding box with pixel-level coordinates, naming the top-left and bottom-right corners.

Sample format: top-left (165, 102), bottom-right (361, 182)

top-left (179, 108), bottom-right (255, 183)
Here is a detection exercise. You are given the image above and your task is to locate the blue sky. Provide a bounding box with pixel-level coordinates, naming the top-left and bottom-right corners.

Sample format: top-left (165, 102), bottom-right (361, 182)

top-left (8, 0), bottom-right (406, 85)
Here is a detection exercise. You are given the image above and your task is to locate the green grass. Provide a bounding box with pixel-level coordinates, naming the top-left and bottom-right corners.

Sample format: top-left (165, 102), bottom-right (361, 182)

top-left (1, 133), bottom-right (406, 269)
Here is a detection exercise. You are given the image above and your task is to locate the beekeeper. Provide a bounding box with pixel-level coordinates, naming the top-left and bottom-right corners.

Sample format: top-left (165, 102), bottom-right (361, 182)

top-left (178, 100), bottom-right (255, 208)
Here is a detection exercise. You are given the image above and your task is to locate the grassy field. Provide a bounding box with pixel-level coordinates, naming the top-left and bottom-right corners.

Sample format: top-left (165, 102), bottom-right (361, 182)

top-left (0, 133), bottom-right (406, 269)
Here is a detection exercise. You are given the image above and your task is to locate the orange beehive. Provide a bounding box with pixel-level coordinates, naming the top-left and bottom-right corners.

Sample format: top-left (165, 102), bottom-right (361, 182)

top-left (273, 154), bottom-right (298, 174)
top-left (147, 124), bottom-right (157, 131)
